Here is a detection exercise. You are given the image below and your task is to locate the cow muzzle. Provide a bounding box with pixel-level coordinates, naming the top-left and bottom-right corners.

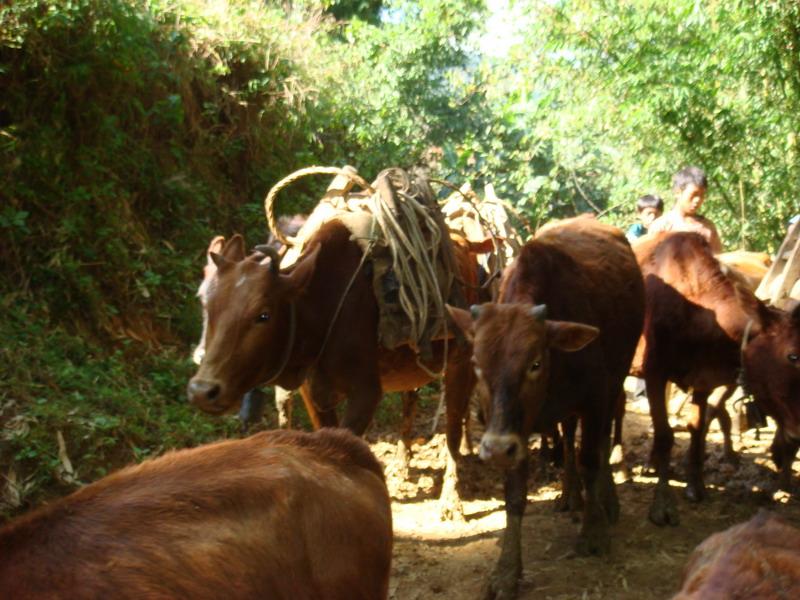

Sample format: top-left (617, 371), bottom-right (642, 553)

top-left (187, 377), bottom-right (228, 414)
top-left (479, 431), bottom-right (527, 468)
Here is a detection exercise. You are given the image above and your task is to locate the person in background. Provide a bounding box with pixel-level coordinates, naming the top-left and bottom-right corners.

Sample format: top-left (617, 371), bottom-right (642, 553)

top-left (649, 166), bottom-right (723, 253)
top-left (626, 194), bottom-right (664, 242)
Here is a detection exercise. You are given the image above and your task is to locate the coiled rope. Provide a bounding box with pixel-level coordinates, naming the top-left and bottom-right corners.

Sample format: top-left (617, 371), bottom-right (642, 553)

top-left (264, 166), bottom-right (374, 247)
top-left (263, 166), bottom-right (450, 376)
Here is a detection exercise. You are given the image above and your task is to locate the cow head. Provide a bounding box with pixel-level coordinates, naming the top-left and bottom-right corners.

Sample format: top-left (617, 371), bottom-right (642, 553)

top-left (448, 303), bottom-right (598, 468)
top-left (744, 302), bottom-right (800, 442)
top-left (187, 235), bottom-right (319, 414)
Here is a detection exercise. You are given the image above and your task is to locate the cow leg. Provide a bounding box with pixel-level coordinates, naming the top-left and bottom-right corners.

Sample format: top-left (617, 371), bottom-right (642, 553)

top-left (771, 425), bottom-right (799, 492)
top-left (706, 385), bottom-right (738, 465)
top-left (555, 416), bottom-right (583, 513)
top-left (461, 403), bottom-right (474, 456)
top-left (609, 389), bottom-right (629, 481)
top-left (299, 381), bottom-right (339, 429)
top-left (575, 415), bottom-right (611, 556)
top-left (340, 373), bottom-right (382, 436)
top-left (647, 373), bottom-right (679, 526)
top-left (238, 388), bottom-right (268, 434)
top-left (274, 386), bottom-right (293, 429)
top-left (536, 433), bottom-right (555, 482)
top-left (685, 389), bottom-right (710, 502)
top-left (439, 347), bottom-right (476, 521)
top-left (599, 423), bottom-right (620, 525)
top-left (482, 458), bottom-right (528, 600)
top-left (395, 390), bottom-right (418, 478)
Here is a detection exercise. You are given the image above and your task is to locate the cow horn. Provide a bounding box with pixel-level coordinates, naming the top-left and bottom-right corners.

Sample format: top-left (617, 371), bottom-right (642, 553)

top-left (254, 245), bottom-right (281, 275)
top-left (530, 304), bottom-right (547, 321)
top-left (470, 304), bottom-right (482, 320)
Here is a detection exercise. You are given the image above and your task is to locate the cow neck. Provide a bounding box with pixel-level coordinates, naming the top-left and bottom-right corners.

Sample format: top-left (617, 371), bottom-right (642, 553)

top-left (736, 318), bottom-right (755, 395)
top-left (262, 302), bottom-right (296, 386)
top-left (312, 239), bottom-right (375, 368)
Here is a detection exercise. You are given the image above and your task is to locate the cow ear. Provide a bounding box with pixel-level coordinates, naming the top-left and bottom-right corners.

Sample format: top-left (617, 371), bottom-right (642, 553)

top-left (221, 234), bottom-right (246, 262)
top-left (446, 304), bottom-right (475, 342)
top-left (546, 320), bottom-right (599, 352)
top-left (206, 236), bottom-right (226, 265)
top-left (755, 300), bottom-right (779, 330)
top-left (209, 251), bottom-right (232, 272)
top-left (790, 301), bottom-right (800, 326)
top-left (279, 242), bottom-right (320, 299)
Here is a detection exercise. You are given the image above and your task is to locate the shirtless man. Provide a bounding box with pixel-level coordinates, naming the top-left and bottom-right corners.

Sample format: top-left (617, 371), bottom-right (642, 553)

top-left (649, 166), bottom-right (723, 253)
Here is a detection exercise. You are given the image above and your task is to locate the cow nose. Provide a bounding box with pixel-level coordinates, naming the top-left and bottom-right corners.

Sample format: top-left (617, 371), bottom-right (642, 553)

top-left (479, 433), bottom-right (524, 467)
top-left (187, 379), bottom-right (221, 406)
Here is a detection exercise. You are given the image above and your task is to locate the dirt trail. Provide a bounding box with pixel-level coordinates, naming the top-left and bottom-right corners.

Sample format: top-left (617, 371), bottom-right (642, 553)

top-left (369, 387), bottom-right (800, 600)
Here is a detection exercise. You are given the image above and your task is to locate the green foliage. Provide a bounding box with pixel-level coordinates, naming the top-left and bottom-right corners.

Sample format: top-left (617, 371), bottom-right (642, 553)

top-left (453, 0), bottom-right (799, 250)
top-left (0, 295), bottom-right (238, 516)
top-left (0, 0), bottom-right (483, 515)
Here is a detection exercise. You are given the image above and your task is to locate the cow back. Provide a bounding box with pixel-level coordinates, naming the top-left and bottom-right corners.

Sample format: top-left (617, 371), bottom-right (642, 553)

top-left (501, 215), bottom-right (644, 422)
top-left (0, 429), bottom-right (392, 600)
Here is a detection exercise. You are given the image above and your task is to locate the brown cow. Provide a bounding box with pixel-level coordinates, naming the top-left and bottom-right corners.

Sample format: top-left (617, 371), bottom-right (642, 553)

top-left (194, 215), bottom-right (308, 430)
top-left (187, 218), bottom-right (482, 518)
top-left (672, 510), bottom-right (800, 599)
top-left (0, 428), bottom-right (392, 600)
top-left (633, 231), bottom-right (800, 526)
top-left (449, 215), bottom-right (644, 599)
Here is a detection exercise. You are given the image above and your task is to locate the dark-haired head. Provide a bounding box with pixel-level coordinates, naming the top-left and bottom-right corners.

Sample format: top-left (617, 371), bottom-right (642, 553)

top-left (636, 194), bottom-right (664, 214)
top-left (673, 166), bottom-right (707, 192)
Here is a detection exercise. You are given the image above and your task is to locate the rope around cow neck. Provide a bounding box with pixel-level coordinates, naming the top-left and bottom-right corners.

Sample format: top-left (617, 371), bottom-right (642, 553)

top-left (262, 302), bottom-right (296, 386)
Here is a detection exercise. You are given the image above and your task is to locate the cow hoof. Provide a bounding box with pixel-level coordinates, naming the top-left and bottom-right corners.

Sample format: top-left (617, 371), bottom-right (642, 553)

top-left (481, 568), bottom-right (520, 600)
top-left (575, 530), bottom-right (610, 556)
top-left (649, 485), bottom-right (680, 526)
top-left (722, 450), bottom-right (740, 467)
top-left (684, 481), bottom-right (706, 503)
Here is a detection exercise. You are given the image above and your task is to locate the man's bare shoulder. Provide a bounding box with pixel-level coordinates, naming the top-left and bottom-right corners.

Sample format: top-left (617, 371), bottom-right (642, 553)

top-left (648, 212), bottom-right (677, 232)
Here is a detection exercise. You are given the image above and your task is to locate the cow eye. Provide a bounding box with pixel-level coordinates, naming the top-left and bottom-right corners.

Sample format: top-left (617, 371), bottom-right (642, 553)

top-left (529, 360), bottom-right (541, 372)
top-left (256, 312), bottom-right (270, 323)
top-left (788, 353), bottom-right (799, 364)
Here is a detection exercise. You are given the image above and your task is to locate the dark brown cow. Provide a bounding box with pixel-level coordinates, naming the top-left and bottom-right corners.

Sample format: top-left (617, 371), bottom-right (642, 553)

top-left (449, 215), bottom-right (644, 599)
top-left (633, 231), bottom-right (800, 526)
top-left (0, 428), bottom-right (392, 600)
top-left (672, 510), bottom-right (800, 599)
top-left (187, 219), bottom-right (482, 517)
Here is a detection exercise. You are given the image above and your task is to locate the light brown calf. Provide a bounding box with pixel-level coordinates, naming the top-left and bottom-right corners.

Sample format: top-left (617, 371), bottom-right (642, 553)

top-left (0, 428), bottom-right (392, 600)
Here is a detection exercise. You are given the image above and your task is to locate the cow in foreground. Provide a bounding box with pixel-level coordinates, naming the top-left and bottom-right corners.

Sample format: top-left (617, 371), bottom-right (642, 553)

top-left (0, 428), bottom-right (392, 600)
top-left (633, 232), bottom-right (800, 526)
top-left (187, 219), bottom-right (481, 518)
top-left (449, 215), bottom-right (645, 599)
top-left (672, 510), bottom-right (800, 599)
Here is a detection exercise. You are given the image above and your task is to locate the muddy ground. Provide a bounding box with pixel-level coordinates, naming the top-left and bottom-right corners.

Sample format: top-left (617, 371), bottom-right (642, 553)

top-left (367, 382), bottom-right (800, 600)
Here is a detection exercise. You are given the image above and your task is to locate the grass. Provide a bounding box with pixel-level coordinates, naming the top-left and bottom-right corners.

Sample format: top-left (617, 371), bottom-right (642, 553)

top-left (0, 296), bottom-right (239, 519)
